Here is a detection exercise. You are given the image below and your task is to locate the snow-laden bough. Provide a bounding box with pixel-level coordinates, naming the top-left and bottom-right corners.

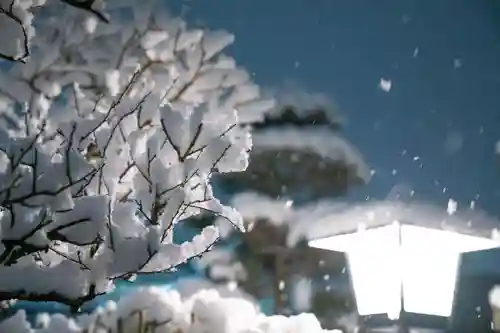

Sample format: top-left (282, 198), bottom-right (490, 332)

top-left (0, 0), bottom-right (274, 310)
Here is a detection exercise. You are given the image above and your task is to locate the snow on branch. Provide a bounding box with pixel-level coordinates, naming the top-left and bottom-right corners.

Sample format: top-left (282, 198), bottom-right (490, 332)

top-left (0, 1), bottom-right (274, 310)
top-left (0, 0), bottom-right (39, 63)
top-left (0, 0), bottom-right (112, 63)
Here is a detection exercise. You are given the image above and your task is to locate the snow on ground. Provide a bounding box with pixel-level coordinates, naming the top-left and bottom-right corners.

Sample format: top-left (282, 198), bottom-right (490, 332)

top-left (0, 287), bottom-right (339, 333)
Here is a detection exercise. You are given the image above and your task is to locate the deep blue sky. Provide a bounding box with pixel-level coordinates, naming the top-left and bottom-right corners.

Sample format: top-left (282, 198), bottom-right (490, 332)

top-left (171, 0), bottom-right (500, 216)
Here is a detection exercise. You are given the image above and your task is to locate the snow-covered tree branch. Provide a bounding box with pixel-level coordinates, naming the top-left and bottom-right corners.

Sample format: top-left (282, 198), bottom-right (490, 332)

top-left (0, 0), bottom-right (274, 311)
top-left (0, 0), bottom-right (110, 63)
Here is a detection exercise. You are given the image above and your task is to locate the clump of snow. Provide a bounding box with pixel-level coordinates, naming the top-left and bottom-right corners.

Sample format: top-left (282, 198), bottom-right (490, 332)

top-left (231, 192), bottom-right (296, 228)
top-left (252, 127), bottom-right (371, 181)
top-left (0, 287), bottom-right (335, 333)
top-left (0, 0), bottom-right (46, 62)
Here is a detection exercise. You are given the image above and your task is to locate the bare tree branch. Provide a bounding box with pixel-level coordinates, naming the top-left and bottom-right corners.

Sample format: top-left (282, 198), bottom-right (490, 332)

top-left (59, 0), bottom-right (109, 23)
top-left (0, 0), bottom-right (29, 63)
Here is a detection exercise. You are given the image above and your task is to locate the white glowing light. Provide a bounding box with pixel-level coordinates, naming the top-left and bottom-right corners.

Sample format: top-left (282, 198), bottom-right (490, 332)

top-left (309, 224), bottom-right (500, 318)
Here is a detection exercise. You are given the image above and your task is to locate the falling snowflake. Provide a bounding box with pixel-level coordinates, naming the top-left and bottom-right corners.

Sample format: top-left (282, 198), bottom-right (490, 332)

top-left (379, 78), bottom-right (392, 92)
top-left (412, 47), bottom-right (419, 58)
top-left (401, 14), bottom-right (411, 24)
top-left (447, 199), bottom-right (458, 215)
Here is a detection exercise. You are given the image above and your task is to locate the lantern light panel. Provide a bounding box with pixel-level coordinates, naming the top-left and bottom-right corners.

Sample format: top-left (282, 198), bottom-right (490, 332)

top-left (308, 222), bottom-right (500, 318)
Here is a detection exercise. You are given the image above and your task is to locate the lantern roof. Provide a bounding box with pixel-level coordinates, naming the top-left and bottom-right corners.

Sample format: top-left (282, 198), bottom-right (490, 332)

top-left (288, 200), bottom-right (500, 245)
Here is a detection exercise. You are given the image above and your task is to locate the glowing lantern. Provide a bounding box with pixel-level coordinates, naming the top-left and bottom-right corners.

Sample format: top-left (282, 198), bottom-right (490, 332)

top-left (302, 201), bottom-right (500, 330)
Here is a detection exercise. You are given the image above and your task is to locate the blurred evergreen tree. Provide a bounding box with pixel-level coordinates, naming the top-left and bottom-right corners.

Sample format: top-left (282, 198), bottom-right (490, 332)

top-left (190, 103), bottom-right (369, 330)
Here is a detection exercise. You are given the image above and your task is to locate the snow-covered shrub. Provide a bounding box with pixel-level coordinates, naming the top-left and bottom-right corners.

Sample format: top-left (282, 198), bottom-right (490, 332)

top-left (0, 287), bottom-right (341, 333)
top-left (0, 0), bottom-right (274, 311)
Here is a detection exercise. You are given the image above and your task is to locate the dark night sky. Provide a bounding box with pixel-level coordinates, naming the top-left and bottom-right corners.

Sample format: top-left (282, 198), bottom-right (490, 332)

top-left (172, 0), bottom-right (500, 217)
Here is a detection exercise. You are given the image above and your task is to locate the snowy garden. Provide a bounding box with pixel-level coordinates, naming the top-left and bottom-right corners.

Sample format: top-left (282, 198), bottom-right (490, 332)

top-left (1, 1), bottom-right (500, 333)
